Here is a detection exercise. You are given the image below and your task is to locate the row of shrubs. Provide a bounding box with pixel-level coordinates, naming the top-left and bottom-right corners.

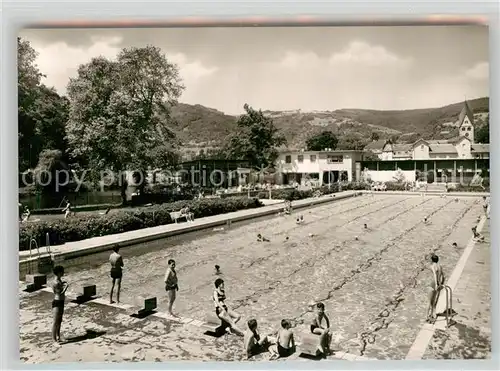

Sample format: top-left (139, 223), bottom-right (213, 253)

top-left (19, 197), bottom-right (263, 251)
top-left (257, 182), bottom-right (368, 201)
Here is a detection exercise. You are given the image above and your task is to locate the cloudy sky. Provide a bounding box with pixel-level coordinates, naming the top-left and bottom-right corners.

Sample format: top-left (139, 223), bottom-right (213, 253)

top-left (20, 25), bottom-right (488, 115)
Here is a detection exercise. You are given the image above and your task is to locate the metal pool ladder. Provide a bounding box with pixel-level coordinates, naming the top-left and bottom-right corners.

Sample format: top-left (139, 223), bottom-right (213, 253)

top-left (28, 235), bottom-right (53, 275)
top-left (442, 285), bottom-right (454, 327)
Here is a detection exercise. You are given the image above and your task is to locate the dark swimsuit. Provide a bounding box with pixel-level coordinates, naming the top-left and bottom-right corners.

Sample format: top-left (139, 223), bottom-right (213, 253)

top-left (278, 343), bottom-right (293, 357)
top-left (110, 267), bottom-right (122, 279)
top-left (52, 299), bottom-right (65, 309)
top-left (214, 290), bottom-right (228, 316)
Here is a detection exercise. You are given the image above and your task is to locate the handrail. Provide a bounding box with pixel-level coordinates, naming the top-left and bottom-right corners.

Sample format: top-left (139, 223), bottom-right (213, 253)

top-left (28, 238), bottom-right (40, 275)
top-left (442, 285), bottom-right (453, 327)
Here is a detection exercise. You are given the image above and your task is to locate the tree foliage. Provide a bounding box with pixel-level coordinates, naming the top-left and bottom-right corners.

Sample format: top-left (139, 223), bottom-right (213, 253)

top-left (475, 115), bottom-right (489, 143)
top-left (226, 104), bottom-right (286, 168)
top-left (65, 46), bottom-right (184, 175)
top-left (18, 38), bottom-right (69, 171)
top-left (306, 131), bottom-right (338, 151)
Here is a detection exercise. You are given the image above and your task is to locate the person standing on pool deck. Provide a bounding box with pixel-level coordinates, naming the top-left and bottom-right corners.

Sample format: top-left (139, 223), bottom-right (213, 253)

top-left (213, 278), bottom-right (244, 336)
top-left (164, 259), bottom-right (179, 317)
top-left (311, 302), bottom-right (331, 356)
top-left (109, 246), bottom-right (124, 304)
top-left (51, 265), bottom-right (68, 344)
top-left (427, 254), bottom-right (445, 322)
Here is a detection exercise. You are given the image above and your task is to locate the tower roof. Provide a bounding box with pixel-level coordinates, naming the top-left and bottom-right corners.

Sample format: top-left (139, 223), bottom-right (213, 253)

top-left (458, 100), bottom-right (474, 126)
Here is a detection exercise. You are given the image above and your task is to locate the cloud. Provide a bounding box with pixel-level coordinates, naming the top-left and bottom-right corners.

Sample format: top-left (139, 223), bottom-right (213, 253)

top-left (328, 41), bottom-right (413, 68)
top-left (30, 37), bottom-right (217, 95)
top-left (168, 53), bottom-right (218, 83)
top-left (464, 61), bottom-right (488, 80)
top-left (32, 36), bottom-right (123, 94)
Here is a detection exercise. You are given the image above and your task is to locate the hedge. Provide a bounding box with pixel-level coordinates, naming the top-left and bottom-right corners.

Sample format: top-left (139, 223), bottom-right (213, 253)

top-left (257, 182), bottom-right (369, 201)
top-left (19, 197), bottom-right (263, 251)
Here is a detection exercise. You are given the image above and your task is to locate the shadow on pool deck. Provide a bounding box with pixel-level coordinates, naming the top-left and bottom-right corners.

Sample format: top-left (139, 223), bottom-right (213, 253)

top-left (63, 329), bottom-right (107, 344)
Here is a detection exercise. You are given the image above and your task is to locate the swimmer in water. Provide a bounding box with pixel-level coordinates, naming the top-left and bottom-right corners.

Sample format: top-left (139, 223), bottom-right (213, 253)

top-left (310, 302), bottom-right (331, 356)
top-left (164, 259), bottom-right (179, 317)
top-left (214, 265), bottom-right (221, 275)
top-left (51, 265), bottom-right (69, 344)
top-left (109, 246), bottom-right (124, 304)
top-left (257, 234), bottom-right (270, 242)
top-left (427, 254), bottom-right (445, 323)
top-left (296, 215), bottom-right (304, 225)
top-left (423, 217), bottom-right (431, 225)
top-left (213, 278), bottom-right (244, 336)
top-left (452, 242), bottom-right (458, 248)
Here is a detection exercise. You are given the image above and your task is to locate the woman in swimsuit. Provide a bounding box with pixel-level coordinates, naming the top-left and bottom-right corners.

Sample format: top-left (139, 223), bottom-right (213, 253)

top-left (51, 265), bottom-right (68, 344)
top-left (427, 254), bottom-right (445, 322)
top-left (109, 246), bottom-right (124, 304)
top-left (213, 278), bottom-right (243, 336)
top-left (310, 302), bottom-right (331, 355)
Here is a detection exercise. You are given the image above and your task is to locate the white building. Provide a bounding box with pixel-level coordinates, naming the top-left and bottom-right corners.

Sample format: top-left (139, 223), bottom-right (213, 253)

top-left (276, 149), bottom-right (364, 185)
top-left (364, 100), bottom-right (489, 161)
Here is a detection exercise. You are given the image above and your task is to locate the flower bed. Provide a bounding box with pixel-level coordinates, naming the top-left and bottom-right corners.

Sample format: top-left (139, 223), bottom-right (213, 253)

top-left (19, 197), bottom-right (263, 251)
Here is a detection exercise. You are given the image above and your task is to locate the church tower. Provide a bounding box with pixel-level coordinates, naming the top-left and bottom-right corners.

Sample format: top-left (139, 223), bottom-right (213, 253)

top-left (457, 100), bottom-right (475, 143)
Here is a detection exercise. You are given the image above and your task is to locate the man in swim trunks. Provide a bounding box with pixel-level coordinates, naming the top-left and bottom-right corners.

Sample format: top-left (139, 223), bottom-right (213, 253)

top-left (244, 319), bottom-right (273, 359)
top-left (213, 278), bottom-right (244, 336)
top-left (311, 302), bottom-right (331, 356)
top-left (51, 265), bottom-right (69, 344)
top-left (427, 254), bottom-right (445, 322)
top-left (164, 259), bottom-right (179, 317)
top-left (275, 319), bottom-right (295, 358)
top-left (109, 246), bottom-right (124, 304)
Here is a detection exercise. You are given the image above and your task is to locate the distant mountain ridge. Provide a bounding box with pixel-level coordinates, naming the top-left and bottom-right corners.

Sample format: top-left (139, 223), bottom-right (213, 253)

top-left (169, 97), bottom-right (489, 152)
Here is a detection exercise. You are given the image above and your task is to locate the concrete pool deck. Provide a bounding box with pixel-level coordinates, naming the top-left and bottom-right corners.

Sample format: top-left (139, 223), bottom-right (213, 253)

top-left (19, 194), bottom-right (491, 363)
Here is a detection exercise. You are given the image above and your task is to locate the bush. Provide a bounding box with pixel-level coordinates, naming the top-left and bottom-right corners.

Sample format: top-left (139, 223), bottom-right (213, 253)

top-left (449, 184), bottom-right (490, 193)
top-left (384, 182), bottom-right (408, 191)
top-left (19, 197), bottom-right (263, 251)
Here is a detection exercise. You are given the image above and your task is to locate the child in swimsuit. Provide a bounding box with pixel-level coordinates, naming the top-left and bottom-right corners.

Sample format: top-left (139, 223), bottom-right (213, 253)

top-left (164, 259), bottom-right (179, 317)
top-left (213, 278), bottom-right (243, 336)
top-left (427, 254), bottom-right (445, 322)
top-left (109, 246), bottom-right (124, 304)
top-left (310, 302), bottom-right (331, 355)
top-left (51, 265), bottom-right (68, 344)
top-left (244, 319), bottom-right (271, 359)
top-left (276, 319), bottom-right (295, 358)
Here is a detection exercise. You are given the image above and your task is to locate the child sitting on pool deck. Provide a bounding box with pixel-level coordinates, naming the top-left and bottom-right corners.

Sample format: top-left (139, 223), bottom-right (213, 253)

top-left (274, 319), bottom-right (295, 359)
top-left (311, 302), bottom-right (332, 356)
top-left (213, 278), bottom-right (244, 336)
top-left (472, 226), bottom-right (485, 242)
top-left (244, 319), bottom-right (275, 359)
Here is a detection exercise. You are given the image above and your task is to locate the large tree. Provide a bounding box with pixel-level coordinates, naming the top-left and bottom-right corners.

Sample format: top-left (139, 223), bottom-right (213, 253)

top-left (65, 46), bottom-right (184, 201)
top-left (306, 131), bottom-right (338, 151)
top-left (18, 38), bottom-right (69, 171)
top-left (226, 104), bottom-right (287, 168)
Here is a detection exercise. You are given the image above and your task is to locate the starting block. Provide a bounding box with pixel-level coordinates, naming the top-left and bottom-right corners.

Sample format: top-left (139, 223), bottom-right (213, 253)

top-left (203, 313), bottom-right (230, 337)
top-left (129, 296), bottom-right (157, 318)
top-left (74, 285), bottom-right (97, 304)
top-left (24, 274), bottom-right (47, 292)
top-left (299, 333), bottom-right (322, 357)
